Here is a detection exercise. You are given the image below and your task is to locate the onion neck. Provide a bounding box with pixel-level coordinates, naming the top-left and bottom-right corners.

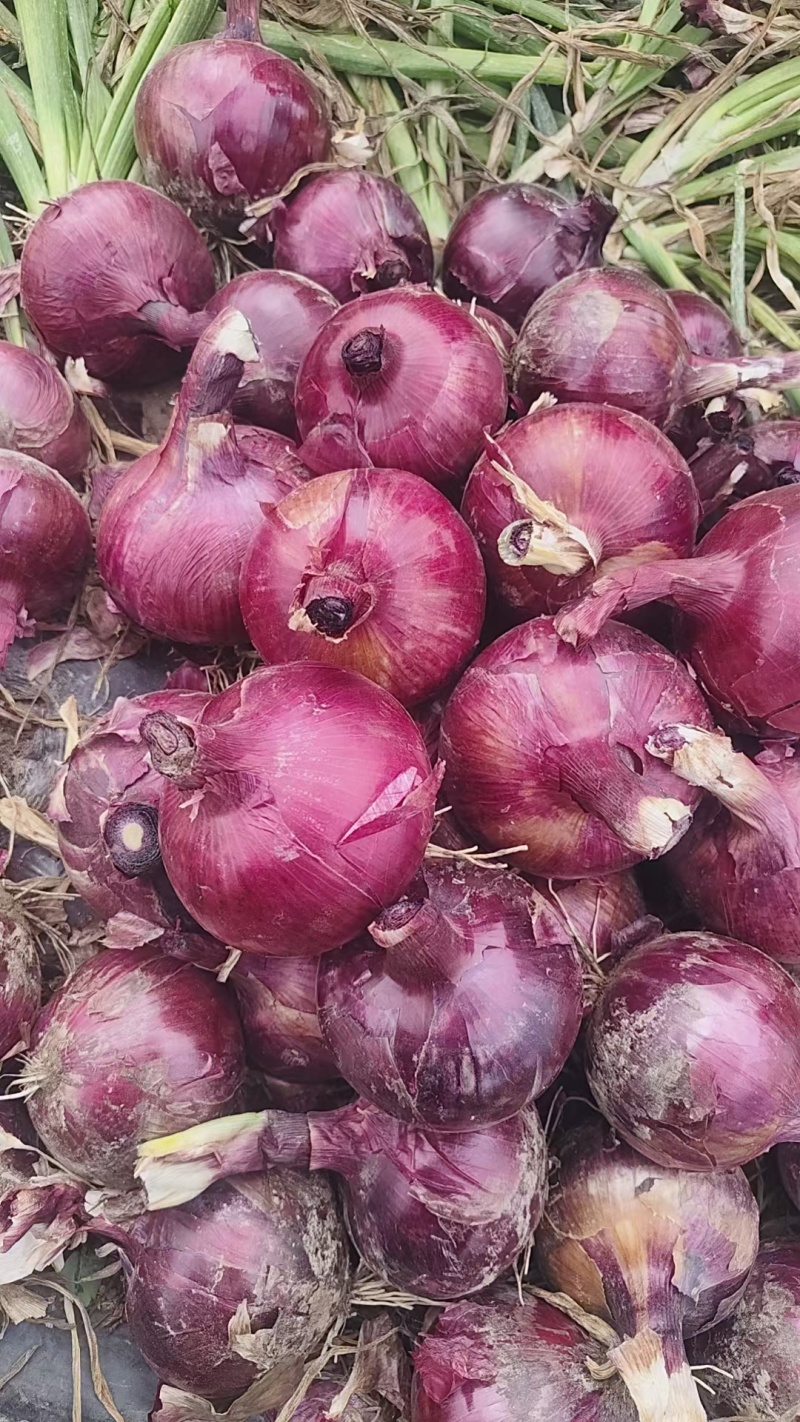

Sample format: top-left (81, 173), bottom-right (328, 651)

top-left (554, 550), bottom-right (742, 648)
top-left (341, 327), bottom-right (386, 379)
top-left (140, 711), bottom-right (204, 790)
top-left (135, 1111), bottom-right (312, 1210)
top-left (170, 309), bottom-right (257, 426)
top-left (138, 302), bottom-right (210, 352)
top-left (355, 251), bottom-right (412, 294)
top-left (490, 457), bottom-right (597, 578)
top-left (224, 0), bottom-right (262, 41)
top-left (556, 737), bottom-right (691, 856)
top-left (683, 349), bottom-right (800, 406)
top-left (289, 570), bottom-right (376, 641)
top-left (609, 1327), bottom-right (705, 1422)
top-left (369, 896), bottom-right (473, 986)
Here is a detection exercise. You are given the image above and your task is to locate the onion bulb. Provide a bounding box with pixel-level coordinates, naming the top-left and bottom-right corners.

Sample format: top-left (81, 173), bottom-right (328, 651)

top-left (0, 344), bottom-right (92, 482)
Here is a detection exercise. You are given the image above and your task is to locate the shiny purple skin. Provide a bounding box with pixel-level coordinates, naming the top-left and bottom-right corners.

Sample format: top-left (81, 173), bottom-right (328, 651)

top-left (204, 269), bottom-right (338, 435)
top-left (779, 1142), bottom-right (800, 1208)
top-left (462, 404), bottom-right (699, 621)
top-left (19, 182), bottom-right (215, 385)
top-left (124, 1172), bottom-right (350, 1401)
top-left (0, 344), bottom-right (92, 483)
top-left (413, 1293), bottom-right (638, 1422)
top-left (232, 954), bottom-right (339, 1084)
top-left (586, 931), bottom-right (800, 1170)
top-left (317, 859), bottom-right (583, 1129)
top-left (0, 904), bottom-right (40, 1061)
top-left (272, 170), bottom-right (434, 305)
top-left (688, 1241), bottom-right (800, 1418)
top-left (25, 946), bottom-right (245, 1188)
top-left (533, 873), bottom-right (647, 966)
top-left (134, 38), bottom-right (331, 237)
top-left (668, 291), bottom-right (744, 360)
top-left (442, 184), bottom-right (614, 330)
top-left (440, 618), bottom-right (712, 879)
top-left (240, 466), bottom-right (487, 708)
top-left (295, 286), bottom-right (508, 493)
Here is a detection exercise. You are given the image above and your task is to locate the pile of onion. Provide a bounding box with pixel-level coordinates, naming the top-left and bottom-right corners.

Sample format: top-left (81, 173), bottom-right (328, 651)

top-left (668, 290), bottom-right (745, 361)
top-left (240, 466), bottom-right (486, 707)
top-left (461, 404), bottom-right (698, 621)
top-left (0, 344), bottom-right (91, 482)
top-left (0, 893), bottom-right (40, 1061)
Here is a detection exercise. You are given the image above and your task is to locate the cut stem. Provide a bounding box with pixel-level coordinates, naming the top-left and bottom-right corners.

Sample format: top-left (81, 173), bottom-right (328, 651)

top-left (610, 1327), bottom-right (705, 1422)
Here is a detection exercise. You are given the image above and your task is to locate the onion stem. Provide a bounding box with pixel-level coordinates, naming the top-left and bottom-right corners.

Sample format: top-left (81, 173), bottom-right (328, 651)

top-left (15, 0), bottom-right (81, 197)
top-left (0, 213), bottom-right (23, 346)
top-left (0, 77), bottom-right (47, 215)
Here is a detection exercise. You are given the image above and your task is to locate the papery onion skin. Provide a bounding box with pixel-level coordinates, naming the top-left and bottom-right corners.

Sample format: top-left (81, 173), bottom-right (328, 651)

top-left (0, 452), bottom-right (92, 666)
top-left (462, 404), bottom-right (698, 621)
top-left (24, 946), bottom-right (245, 1188)
top-left (0, 345), bottom-right (92, 482)
top-left (143, 663), bottom-right (441, 956)
top-left (240, 466), bottom-right (486, 707)
top-left (203, 269), bottom-right (338, 435)
top-left (233, 954), bottom-right (340, 1085)
top-left (586, 930), bottom-right (800, 1170)
top-left (440, 617), bottom-right (712, 879)
top-left (272, 170), bottom-right (433, 304)
top-left (20, 181), bottom-right (215, 385)
top-left (668, 290), bottom-right (744, 360)
top-left (317, 859), bottom-right (582, 1128)
top-left (0, 895), bottom-right (41, 1062)
top-left (442, 184), bottom-right (614, 330)
top-left (688, 1241), bottom-right (800, 1419)
top-left (295, 285), bottom-right (508, 492)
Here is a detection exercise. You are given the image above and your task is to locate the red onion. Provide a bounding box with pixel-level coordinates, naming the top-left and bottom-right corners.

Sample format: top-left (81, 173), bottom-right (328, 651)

top-left (690, 417), bottom-right (800, 521)
top-left (141, 663), bottom-right (441, 955)
top-left (294, 286), bottom-right (508, 492)
top-left (555, 484), bottom-right (800, 738)
top-left (413, 1291), bottom-right (638, 1422)
top-left (317, 859), bottom-right (582, 1128)
top-left (50, 689), bottom-right (210, 946)
top-left (668, 290), bottom-right (744, 360)
top-left (534, 872), bottom-right (648, 968)
top-left (779, 1142), bottom-right (800, 1208)
top-left (0, 344), bottom-right (92, 482)
top-left (536, 1122), bottom-right (758, 1422)
top-left (512, 268), bottom-right (800, 428)
top-left (0, 1145), bottom-right (85, 1286)
top-left (0, 452), bottom-right (92, 667)
top-left (134, 0), bottom-right (331, 239)
top-left (136, 1098), bottom-right (548, 1300)
top-left (239, 467), bottom-right (486, 707)
top-left (272, 169), bottom-right (434, 303)
top-left (20, 181), bottom-right (215, 385)
top-left (461, 405), bottom-right (698, 621)
top-left (585, 930), bottom-right (800, 1170)
top-left (688, 1240), bottom-right (800, 1418)
top-left (22, 946), bottom-right (245, 1187)
top-left (203, 269), bottom-right (338, 435)
top-left (440, 617), bottom-right (712, 879)
top-left (97, 309), bottom-right (310, 645)
top-left (0, 895), bottom-right (40, 1061)
top-left (233, 955), bottom-right (340, 1086)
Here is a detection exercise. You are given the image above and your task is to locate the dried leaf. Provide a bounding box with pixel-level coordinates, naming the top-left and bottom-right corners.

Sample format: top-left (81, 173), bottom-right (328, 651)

top-left (0, 797), bottom-right (60, 853)
top-left (58, 697), bottom-right (81, 760)
top-left (0, 1342), bottom-right (39, 1388)
top-left (0, 1285), bottom-right (49, 1324)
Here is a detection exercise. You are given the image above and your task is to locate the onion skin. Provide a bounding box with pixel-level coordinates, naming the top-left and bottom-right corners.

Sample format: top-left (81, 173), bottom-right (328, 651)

top-left (317, 859), bottom-right (583, 1129)
top-left (0, 896), bottom-right (41, 1062)
top-left (232, 955), bottom-right (340, 1085)
top-left (20, 181), bottom-right (215, 385)
top-left (534, 872), bottom-right (647, 967)
top-left (0, 345), bottom-right (92, 482)
top-left (585, 930), bottom-right (800, 1170)
top-left (24, 946), bottom-right (245, 1188)
top-left (688, 1240), bottom-right (800, 1418)
top-left (144, 663), bottom-right (441, 956)
top-left (0, 452), bottom-right (92, 667)
top-left (203, 269), bottom-right (338, 435)
top-left (240, 467), bottom-right (486, 707)
top-left (440, 617), bottom-right (712, 879)
top-left (442, 184), bottom-right (614, 330)
top-left (272, 170), bottom-right (434, 304)
top-left (97, 309), bottom-right (310, 645)
top-left (295, 286), bottom-right (508, 493)
top-left (537, 1123), bottom-right (758, 1422)
top-left (462, 404), bottom-right (698, 621)
top-left (668, 291), bottom-right (744, 360)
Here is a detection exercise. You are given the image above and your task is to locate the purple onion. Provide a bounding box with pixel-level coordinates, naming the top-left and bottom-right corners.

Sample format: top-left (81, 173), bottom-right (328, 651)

top-left (233, 954), bottom-right (340, 1085)
top-left (0, 344), bottom-right (92, 482)
top-left (690, 416), bottom-right (800, 522)
top-left (534, 872), bottom-right (648, 968)
top-left (0, 896), bottom-right (40, 1061)
top-left (668, 290), bottom-right (744, 360)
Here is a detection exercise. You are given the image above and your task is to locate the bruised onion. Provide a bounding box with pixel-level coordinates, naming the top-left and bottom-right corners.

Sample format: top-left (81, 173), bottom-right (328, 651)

top-left (537, 1122), bottom-right (758, 1422)
top-left (0, 344), bottom-right (92, 481)
top-left (668, 290), bottom-right (744, 360)
top-left (272, 169), bottom-right (433, 303)
top-left (586, 930), bottom-right (800, 1170)
top-left (203, 268), bottom-right (338, 434)
top-left (22, 946), bottom-right (244, 1188)
top-left (141, 663), bottom-right (441, 956)
top-left (440, 617), bottom-right (712, 879)
top-left (295, 286), bottom-right (508, 492)
top-left (240, 467), bottom-right (486, 706)
top-left (0, 452), bottom-right (92, 666)
top-left (233, 955), bottom-right (340, 1086)
top-left (0, 894), bottom-right (40, 1061)
top-left (134, 0), bottom-right (331, 239)
top-left (462, 405), bottom-right (698, 621)
top-left (136, 1098), bottom-right (547, 1300)
top-left (512, 267), bottom-right (800, 427)
top-left (317, 859), bottom-right (583, 1128)
top-left (20, 181), bottom-right (215, 384)
top-left (97, 309), bottom-right (310, 644)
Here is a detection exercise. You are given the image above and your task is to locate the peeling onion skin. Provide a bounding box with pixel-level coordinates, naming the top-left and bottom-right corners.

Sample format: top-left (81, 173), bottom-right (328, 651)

top-left (317, 859), bottom-right (583, 1129)
top-left (203, 269), bottom-right (338, 436)
top-left (20, 181), bottom-right (215, 385)
top-left (440, 618), bottom-right (713, 879)
top-left (123, 1172), bottom-right (350, 1402)
top-left (271, 169), bottom-right (434, 304)
top-left (461, 404), bottom-right (699, 622)
top-left (240, 467), bottom-right (487, 707)
top-left (232, 955), bottom-right (340, 1085)
top-left (0, 897), bottom-right (41, 1062)
top-left (0, 345), bottom-right (92, 482)
top-left (586, 931), bottom-right (800, 1171)
top-left (144, 663), bottom-right (441, 956)
top-left (537, 1123), bottom-right (758, 1422)
top-left (24, 946), bottom-right (245, 1188)
top-left (688, 1241), bottom-right (800, 1419)
top-left (295, 286), bottom-right (508, 493)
